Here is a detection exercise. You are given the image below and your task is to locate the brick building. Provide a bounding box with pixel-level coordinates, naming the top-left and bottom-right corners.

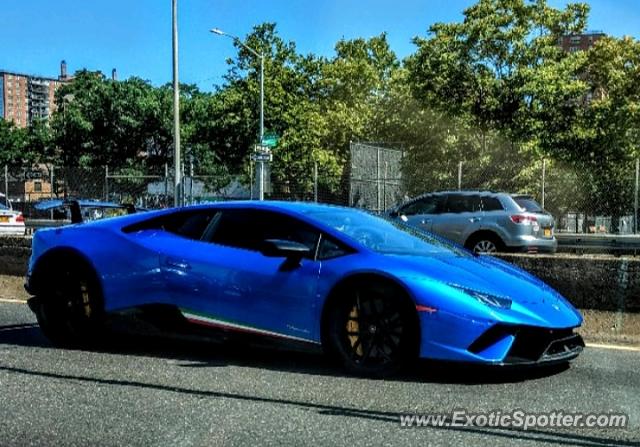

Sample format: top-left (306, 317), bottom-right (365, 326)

top-left (0, 60), bottom-right (70, 128)
top-left (558, 31), bottom-right (606, 53)
top-left (0, 62), bottom-right (71, 205)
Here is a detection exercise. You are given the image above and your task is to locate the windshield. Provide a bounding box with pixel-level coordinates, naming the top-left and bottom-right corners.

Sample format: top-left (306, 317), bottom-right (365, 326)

top-left (305, 209), bottom-right (470, 257)
top-left (514, 197), bottom-right (544, 213)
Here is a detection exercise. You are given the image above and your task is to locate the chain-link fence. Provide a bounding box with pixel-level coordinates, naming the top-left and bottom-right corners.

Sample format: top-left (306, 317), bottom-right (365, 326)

top-left (3, 148), bottom-right (640, 235)
top-left (349, 142), bottom-right (404, 213)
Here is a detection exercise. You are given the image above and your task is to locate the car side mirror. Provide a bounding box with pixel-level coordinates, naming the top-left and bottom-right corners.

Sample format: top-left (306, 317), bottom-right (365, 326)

top-left (260, 239), bottom-right (311, 260)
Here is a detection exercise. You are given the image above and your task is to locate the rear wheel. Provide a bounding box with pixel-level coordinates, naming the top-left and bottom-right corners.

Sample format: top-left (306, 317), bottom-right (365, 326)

top-left (326, 283), bottom-right (418, 377)
top-left (466, 233), bottom-right (504, 254)
top-left (33, 260), bottom-right (105, 348)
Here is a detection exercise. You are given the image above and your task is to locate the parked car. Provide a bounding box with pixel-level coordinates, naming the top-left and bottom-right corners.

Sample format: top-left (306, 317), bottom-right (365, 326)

top-left (388, 191), bottom-right (557, 254)
top-left (34, 199), bottom-right (143, 226)
top-left (25, 201), bottom-right (582, 377)
top-left (0, 201), bottom-right (25, 235)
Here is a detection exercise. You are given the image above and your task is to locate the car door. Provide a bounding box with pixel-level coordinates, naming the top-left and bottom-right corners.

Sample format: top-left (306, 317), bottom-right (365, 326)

top-left (397, 195), bottom-right (444, 233)
top-left (156, 209), bottom-right (228, 309)
top-left (196, 208), bottom-right (322, 342)
top-left (431, 194), bottom-right (482, 244)
top-left (115, 209), bottom-right (221, 310)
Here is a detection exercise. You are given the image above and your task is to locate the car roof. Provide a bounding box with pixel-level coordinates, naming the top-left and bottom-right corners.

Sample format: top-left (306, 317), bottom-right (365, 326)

top-left (175, 200), bottom-right (355, 214)
top-left (404, 190), bottom-right (509, 200)
top-left (431, 190), bottom-right (505, 196)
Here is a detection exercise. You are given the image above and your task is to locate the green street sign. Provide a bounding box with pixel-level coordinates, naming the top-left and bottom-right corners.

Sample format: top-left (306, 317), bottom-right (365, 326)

top-left (261, 132), bottom-right (279, 148)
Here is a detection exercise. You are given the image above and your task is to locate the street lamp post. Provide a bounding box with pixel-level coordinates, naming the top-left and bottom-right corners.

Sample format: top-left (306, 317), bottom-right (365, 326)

top-left (172, 0), bottom-right (182, 207)
top-left (211, 28), bottom-right (265, 200)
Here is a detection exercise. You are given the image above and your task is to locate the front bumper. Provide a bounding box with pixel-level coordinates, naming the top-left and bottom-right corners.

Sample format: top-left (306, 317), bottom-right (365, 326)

top-left (419, 310), bottom-right (584, 365)
top-left (468, 325), bottom-right (584, 365)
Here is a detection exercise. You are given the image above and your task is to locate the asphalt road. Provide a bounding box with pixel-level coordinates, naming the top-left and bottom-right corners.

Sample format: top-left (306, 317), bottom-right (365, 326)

top-left (0, 301), bottom-right (638, 447)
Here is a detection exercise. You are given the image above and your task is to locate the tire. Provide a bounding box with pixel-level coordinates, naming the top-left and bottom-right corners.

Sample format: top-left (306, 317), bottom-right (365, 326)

top-left (33, 259), bottom-right (105, 348)
top-left (466, 233), bottom-right (504, 254)
top-left (326, 282), bottom-right (418, 378)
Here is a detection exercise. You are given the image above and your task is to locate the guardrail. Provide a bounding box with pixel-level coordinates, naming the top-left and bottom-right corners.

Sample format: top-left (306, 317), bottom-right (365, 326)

top-left (556, 233), bottom-right (640, 256)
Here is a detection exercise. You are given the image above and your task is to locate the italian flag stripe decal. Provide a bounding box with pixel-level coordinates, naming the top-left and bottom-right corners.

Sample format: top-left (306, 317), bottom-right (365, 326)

top-left (180, 309), bottom-right (320, 344)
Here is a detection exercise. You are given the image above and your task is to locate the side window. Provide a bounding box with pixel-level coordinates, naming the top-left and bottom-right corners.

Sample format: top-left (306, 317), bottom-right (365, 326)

top-left (444, 195), bottom-right (480, 213)
top-left (208, 209), bottom-right (320, 257)
top-left (123, 210), bottom-right (218, 240)
top-left (467, 195), bottom-right (482, 212)
top-left (317, 236), bottom-right (353, 260)
top-left (399, 196), bottom-right (442, 216)
top-left (482, 196), bottom-right (504, 212)
top-left (173, 212), bottom-right (217, 240)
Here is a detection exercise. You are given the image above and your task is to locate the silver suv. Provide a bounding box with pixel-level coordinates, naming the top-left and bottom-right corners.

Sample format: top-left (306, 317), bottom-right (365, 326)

top-left (388, 191), bottom-right (557, 254)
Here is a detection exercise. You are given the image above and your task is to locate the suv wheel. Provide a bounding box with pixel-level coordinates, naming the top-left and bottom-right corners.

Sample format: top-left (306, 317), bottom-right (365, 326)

top-left (466, 234), bottom-right (503, 254)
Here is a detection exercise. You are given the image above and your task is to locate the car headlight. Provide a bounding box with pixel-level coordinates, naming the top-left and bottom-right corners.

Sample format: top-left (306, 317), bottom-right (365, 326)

top-left (449, 284), bottom-right (512, 309)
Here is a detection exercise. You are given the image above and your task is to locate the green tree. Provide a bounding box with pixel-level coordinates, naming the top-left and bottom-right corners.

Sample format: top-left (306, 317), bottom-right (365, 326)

top-left (0, 119), bottom-right (53, 166)
top-left (407, 0), bottom-right (589, 148)
top-left (213, 23), bottom-right (343, 196)
top-left (405, 0), bottom-right (640, 230)
top-left (0, 119), bottom-right (27, 166)
top-left (51, 70), bottom-right (168, 170)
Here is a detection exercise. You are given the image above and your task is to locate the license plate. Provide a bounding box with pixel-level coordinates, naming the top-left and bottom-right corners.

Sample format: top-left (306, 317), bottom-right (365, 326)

top-left (0, 216), bottom-right (9, 223)
top-left (544, 228), bottom-right (552, 237)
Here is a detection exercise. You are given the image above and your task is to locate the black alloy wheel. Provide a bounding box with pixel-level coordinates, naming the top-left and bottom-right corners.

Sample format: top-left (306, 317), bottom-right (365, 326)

top-left (33, 262), bottom-right (104, 348)
top-left (328, 285), bottom-right (417, 377)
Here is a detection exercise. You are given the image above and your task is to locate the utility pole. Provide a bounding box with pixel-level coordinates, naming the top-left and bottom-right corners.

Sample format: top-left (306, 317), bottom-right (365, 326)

top-left (104, 166), bottom-right (109, 201)
top-left (313, 161), bottom-right (318, 203)
top-left (258, 52), bottom-right (265, 201)
top-left (541, 158), bottom-right (546, 209)
top-left (4, 166), bottom-right (7, 208)
top-left (172, 0), bottom-right (182, 207)
top-left (635, 158), bottom-right (639, 234)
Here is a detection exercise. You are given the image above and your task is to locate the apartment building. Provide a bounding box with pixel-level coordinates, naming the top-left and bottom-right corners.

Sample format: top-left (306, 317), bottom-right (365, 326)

top-left (0, 60), bottom-right (70, 128)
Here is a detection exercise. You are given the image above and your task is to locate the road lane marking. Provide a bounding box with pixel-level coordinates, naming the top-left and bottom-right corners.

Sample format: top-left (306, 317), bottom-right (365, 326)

top-left (586, 343), bottom-right (640, 352)
top-left (0, 298), bottom-right (27, 304)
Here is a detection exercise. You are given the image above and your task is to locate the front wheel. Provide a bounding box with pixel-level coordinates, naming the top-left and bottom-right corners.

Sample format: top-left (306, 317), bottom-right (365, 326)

top-left (327, 284), bottom-right (418, 377)
top-left (33, 261), bottom-right (105, 348)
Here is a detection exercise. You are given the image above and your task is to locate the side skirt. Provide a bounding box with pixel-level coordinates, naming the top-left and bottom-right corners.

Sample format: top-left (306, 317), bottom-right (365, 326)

top-left (105, 304), bottom-right (323, 354)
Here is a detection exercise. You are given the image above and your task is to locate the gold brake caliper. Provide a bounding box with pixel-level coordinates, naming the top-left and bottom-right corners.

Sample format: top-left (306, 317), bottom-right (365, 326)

top-left (80, 281), bottom-right (91, 318)
top-left (347, 306), bottom-right (363, 356)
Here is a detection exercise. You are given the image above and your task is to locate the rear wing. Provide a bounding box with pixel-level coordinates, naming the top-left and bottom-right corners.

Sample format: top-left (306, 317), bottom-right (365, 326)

top-left (34, 199), bottom-right (141, 224)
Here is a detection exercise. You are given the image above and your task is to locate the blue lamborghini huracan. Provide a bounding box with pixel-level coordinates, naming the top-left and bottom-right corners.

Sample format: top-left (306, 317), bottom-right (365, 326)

top-left (25, 201), bottom-right (584, 376)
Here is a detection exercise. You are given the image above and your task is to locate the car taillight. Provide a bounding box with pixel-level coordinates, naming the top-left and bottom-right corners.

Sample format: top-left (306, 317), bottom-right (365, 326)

top-left (15, 214), bottom-right (24, 223)
top-left (510, 214), bottom-right (537, 225)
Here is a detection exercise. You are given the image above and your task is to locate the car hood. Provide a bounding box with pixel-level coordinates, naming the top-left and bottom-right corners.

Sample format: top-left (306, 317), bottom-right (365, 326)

top-left (380, 253), bottom-right (582, 327)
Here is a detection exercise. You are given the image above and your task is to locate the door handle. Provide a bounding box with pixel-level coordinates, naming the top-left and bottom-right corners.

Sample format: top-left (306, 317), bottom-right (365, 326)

top-left (469, 217), bottom-right (482, 223)
top-left (165, 258), bottom-right (191, 270)
top-left (420, 219), bottom-right (432, 225)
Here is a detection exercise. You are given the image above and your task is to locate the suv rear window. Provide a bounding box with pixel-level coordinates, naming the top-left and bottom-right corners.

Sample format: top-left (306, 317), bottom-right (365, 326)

top-left (514, 197), bottom-right (543, 213)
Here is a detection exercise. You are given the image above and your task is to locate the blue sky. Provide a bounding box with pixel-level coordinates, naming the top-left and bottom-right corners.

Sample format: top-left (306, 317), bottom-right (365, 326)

top-left (1, 0), bottom-right (638, 91)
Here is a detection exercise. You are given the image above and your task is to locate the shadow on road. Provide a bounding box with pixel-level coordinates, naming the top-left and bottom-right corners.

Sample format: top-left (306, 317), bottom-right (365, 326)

top-left (0, 322), bottom-right (571, 385)
top-left (0, 361), bottom-right (635, 447)
top-left (0, 324), bottom-right (637, 446)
